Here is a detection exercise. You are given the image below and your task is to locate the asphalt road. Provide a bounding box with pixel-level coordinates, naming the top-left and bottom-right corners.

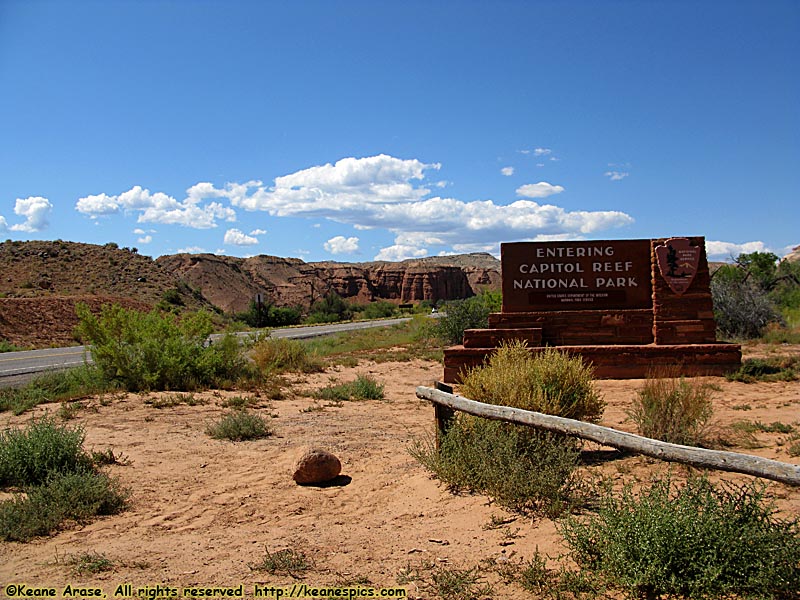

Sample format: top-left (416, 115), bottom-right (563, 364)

top-left (0, 317), bottom-right (414, 388)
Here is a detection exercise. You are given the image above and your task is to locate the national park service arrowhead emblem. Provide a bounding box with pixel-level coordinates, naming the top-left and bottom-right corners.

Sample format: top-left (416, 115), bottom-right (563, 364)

top-left (655, 237), bottom-right (700, 295)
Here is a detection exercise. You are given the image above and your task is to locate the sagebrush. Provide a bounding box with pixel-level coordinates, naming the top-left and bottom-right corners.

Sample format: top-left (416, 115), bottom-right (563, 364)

top-left (206, 410), bottom-right (273, 441)
top-left (0, 416), bottom-right (93, 486)
top-left (411, 419), bottom-right (583, 516)
top-left (561, 475), bottom-right (800, 599)
top-left (0, 418), bottom-right (127, 542)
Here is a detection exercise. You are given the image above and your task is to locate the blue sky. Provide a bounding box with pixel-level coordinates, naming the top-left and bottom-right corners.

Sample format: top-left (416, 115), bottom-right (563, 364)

top-left (1, 0), bottom-right (797, 263)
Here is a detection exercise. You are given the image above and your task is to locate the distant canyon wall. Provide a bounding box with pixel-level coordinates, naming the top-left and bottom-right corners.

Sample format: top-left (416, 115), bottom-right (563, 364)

top-left (156, 253), bottom-right (501, 314)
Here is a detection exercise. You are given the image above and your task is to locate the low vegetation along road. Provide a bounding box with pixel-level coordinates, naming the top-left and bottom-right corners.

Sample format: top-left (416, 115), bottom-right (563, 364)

top-left (0, 317), bottom-right (413, 388)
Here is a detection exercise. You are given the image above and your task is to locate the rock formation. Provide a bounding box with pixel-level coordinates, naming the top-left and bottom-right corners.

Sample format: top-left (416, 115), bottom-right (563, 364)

top-left (784, 245), bottom-right (800, 263)
top-left (156, 252), bottom-right (501, 313)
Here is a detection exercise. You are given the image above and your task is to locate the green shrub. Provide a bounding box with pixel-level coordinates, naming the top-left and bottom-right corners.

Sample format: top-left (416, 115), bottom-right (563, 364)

top-left (206, 410), bottom-right (273, 441)
top-left (397, 562), bottom-right (494, 600)
top-left (627, 371), bottom-right (714, 446)
top-left (251, 337), bottom-right (324, 374)
top-left (314, 375), bottom-right (385, 402)
top-left (76, 303), bottom-right (247, 391)
top-left (411, 418), bottom-right (582, 516)
top-left (0, 471), bottom-right (127, 542)
top-left (0, 417), bottom-right (93, 487)
top-left (160, 288), bottom-right (184, 306)
top-left (460, 342), bottom-right (604, 423)
top-left (65, 551), bottom-right (116, 575)
top-left (0, 339), bottom-right (23, 352)
top-left (0, 418), bottom-right (128, 542)
top-left (0, 385), bottom-right (50, 415)
top-left (730, 420), bottom-right (795, 435)
top-left (426, 564), bottom-right (494, 600)
top-left (357, 301), bottom-right (398, 320)
top-left (727, 356), bottom-right (799, 383)
top-left (561, 476), bottom-right (800, 599)
top-left (434, 292), bottom-right (500, 345)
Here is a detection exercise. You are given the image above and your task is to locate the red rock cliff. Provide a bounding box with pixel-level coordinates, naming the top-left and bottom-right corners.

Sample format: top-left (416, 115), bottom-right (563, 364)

top-left (156, 253), bottom-right (500, 313)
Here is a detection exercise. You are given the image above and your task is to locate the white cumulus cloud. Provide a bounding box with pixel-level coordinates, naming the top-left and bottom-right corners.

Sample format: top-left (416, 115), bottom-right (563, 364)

top-left (501, 166), bottom-right (514, 176)
top-left (705, 240), bottom-right (768, 260)
top-left (516, 182), bottom-right (565, 198)
top-left (231, 154), bottom-right (441, 217)
top-left (137, 235), bottom-right (153, 244)
top-left (324, 235), bottom-right (360, 254)
top-left (374, 244), bottom-right (429, 261)
top-left (76, 185), bottom-right (237, 228)
top-left (224, 228), bottom-right (260, 246)
top-left (76, 193), bottom-right (119, 217)
top-left (365, 197), bottom-right (633, 260)
top-left (71, 154), bottom-right (635, 261)
top-left (10, 197), bottom-right (52, 232)
top-left (534, 148), bottom-right (552, 156)
top-left (605, 171), bottom-right (629, 181)
top-left (0, 215), bottom-right (7, 232)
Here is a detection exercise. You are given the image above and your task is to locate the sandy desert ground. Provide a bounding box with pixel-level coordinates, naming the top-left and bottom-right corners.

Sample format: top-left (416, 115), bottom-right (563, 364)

top-left (1, 345), bottom-right (799, 599)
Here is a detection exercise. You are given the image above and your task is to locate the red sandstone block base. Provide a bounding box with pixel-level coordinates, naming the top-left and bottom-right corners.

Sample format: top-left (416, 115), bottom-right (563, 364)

top-left (462, 327), bottom-right (542, 348)
top-left (443, 343), bottom-right (742, 383)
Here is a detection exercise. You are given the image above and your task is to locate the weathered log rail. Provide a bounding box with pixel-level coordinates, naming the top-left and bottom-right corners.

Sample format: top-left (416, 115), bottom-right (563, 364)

top-left (416, 385), bottom-right (800, 487)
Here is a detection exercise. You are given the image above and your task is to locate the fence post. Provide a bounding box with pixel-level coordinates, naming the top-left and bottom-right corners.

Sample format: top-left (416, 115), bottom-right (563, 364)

top-left (434, 381), bottom-right (455, 449)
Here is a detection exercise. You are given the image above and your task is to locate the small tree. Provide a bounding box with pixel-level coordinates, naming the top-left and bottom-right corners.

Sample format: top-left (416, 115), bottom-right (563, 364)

top-left (236, 300), bottom-right (303, 328)
top-left (306, 293), bottom-right (352, 323)
top-left (711, 277), bottom-right (782, 339)
top-left (736, 251), bottom-right (780, 290)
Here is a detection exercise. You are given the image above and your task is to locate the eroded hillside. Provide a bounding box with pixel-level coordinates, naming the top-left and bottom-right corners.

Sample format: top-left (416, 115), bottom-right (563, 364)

top-left (0, 240), bottom-right (500, 347)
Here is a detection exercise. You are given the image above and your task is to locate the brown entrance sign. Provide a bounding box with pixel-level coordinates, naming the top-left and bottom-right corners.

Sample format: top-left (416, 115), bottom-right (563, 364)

top-left (502, 239), bottom-right (653, 312)
top-left (655, 237), bottom-right (700, 295)
top-left (444, 236), bottom-right (742, 381)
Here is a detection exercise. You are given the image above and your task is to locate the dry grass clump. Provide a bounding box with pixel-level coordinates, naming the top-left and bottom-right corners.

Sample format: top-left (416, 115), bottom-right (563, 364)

top-left (460, 341), bottom-right (604, 423)
top-left (313, 375), bottom-right (385, 402)
top-left (627, 368), bottom-right (714, 447)
top-left (250, 337), bottom-right (325, 374)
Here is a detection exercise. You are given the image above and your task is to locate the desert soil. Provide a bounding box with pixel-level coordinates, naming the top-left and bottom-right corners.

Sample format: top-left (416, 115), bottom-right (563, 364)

top-left (1, 346), bottom-right (799, 599)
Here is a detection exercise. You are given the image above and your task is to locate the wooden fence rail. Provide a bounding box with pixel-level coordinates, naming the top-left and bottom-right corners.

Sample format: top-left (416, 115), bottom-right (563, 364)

top-left (416, 385), bottom-right (800, 487)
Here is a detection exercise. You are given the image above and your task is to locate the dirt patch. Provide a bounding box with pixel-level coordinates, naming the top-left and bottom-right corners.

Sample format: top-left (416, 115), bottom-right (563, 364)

top-left (1, 351), bottom-right (799, 599)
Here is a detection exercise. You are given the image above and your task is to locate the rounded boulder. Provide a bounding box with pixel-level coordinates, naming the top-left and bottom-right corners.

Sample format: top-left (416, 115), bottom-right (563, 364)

top-left (292, 448), bottom-right (342, 484)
